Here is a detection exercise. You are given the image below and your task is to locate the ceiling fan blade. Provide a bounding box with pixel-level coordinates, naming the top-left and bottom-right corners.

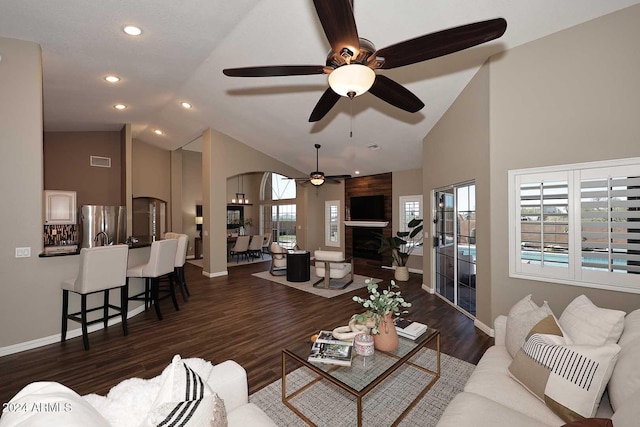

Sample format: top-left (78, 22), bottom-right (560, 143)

top-left (326, 174), bottom-right (352, 179)
top-left (223, 65), bottom-right (327, 77)
top-left (368, 75), bottom-right (424, 113)
top-left (313, 0), bottom-right (360, 56)
top-left (309, 88), bottom-right (341, 122)
top-left (325, 178), bottom-right (342, 184)
top-left (375, 18), bottom-right (507, 70)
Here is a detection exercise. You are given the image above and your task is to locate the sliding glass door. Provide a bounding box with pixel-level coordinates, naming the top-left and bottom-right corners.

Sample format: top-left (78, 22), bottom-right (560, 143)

top-left (434, 183), bottom-right (477, 316)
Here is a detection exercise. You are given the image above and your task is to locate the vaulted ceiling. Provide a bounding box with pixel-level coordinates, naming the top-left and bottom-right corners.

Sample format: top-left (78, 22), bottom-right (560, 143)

top-left (1, 0), bottom-right (638, 177)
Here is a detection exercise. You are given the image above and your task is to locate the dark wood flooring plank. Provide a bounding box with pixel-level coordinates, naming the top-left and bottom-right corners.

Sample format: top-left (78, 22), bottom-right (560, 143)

top-left (0, 260), bottom-right (493, 404)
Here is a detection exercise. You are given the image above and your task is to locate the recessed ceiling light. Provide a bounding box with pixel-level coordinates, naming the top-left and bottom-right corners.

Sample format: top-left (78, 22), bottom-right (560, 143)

top-left (355, 171), bottom-right (361, 175)
top-left (154, 129), bottom-right (164, 135)
top-left (105, 75), bottom-right (120, 83)
top-left (180, 102), bottom-right (192, 109)
top-left (123, 26), bottom-right (142, 36)
top-left (114, 104), bottom-right (127, 110)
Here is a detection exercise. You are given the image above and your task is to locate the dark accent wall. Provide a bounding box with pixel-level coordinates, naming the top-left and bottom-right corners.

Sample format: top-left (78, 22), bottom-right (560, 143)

top-left (44, 131), bottom-right (123, 208)
top-left (345, 172), bottom-right (392, 267)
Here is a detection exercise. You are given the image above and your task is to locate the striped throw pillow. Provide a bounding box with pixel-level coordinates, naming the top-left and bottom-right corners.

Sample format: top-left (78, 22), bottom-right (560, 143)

top-left (508, 316), bottom-right (620, 423)
top-left (143, 355), bottom-right (227, 427)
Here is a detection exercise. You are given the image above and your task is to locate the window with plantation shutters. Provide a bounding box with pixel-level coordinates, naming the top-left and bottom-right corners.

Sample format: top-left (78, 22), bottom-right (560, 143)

top-left (509, 158), bottom-right (640, 293)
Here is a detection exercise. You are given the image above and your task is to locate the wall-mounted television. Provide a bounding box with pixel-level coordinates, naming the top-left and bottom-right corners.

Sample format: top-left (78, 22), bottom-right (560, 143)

top-left (350, 195), bottom-right (385, 221)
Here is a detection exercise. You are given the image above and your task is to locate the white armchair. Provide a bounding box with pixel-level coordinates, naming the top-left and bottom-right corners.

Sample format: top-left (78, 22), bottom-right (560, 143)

top-left (268, 242), bottom-right (287, 276)
top-left (313, 250), bottom-right (354, 289)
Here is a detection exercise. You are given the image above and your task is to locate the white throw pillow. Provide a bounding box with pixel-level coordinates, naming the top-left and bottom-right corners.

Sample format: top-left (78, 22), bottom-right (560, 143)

top-left (559, 295), bottom-right (626, 346)
top-left (505, 295), bottom-right (554, 358)
top-left (0, 382), bottom-right (110, 427)
top-left (509, 317), bottom-right (621, 423)
top-left (141, 355), bottom-right (227, 427)
top-left (607, 338), bottom-right (640, 411)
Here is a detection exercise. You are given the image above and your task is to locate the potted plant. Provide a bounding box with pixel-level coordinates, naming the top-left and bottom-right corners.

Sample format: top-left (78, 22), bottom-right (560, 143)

top-left (377, 218), bottom-right (424, 281)
top-left (352, 279), bottom-right (411, 351)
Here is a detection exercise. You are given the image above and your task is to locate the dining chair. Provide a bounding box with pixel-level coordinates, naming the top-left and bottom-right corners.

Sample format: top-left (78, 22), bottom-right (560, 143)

top-left (261, 232), bottom-right (272, 254)
top-left (126, 239), bottom-right (178, 320)
top-left (230, 235), bottom-right (250, 263)
top-left (61, 244), bottom-right (129, 350)
top-left (248, 234), bottom-right (264, 259)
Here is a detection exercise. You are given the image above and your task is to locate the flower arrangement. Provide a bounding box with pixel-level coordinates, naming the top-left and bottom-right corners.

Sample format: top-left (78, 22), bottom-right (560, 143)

top-left (352, 279), bottom-right (411, 334)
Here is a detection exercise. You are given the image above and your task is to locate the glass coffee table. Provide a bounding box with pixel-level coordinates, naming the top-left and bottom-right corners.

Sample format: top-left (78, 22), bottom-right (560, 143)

top-left (281, 328), bottom-right (440, 427)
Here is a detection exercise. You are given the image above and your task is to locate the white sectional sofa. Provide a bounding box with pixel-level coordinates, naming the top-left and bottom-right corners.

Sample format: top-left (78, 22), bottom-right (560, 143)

top-left (0, 356), bottom-right (276, 427)
top-left (437, 296), bottom-right (640, 427)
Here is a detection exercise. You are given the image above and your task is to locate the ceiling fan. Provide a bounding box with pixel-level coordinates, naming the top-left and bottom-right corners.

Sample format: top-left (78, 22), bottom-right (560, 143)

top-left (292, 144), bottom-right (351, 186)
top-left (223, 0), bottom-right (507, 122)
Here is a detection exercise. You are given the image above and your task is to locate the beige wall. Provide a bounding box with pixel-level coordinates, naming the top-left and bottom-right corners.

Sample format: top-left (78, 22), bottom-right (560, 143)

top-left (423, 62), bottom-right (492, 323)
top-left (305, 182), bottom-right (346, 253)
top-left (422, 5), bottom-right (640, 326)
top-left (44, 131), bottom-right (123, 207)
top-left (488, 5), bottom-right (640, 320)
top-left (132, 138), bottom-right (171, 202)
top-left (181, 150), bottom-right (202, 257)
top-left (393, 168), bottom-right (424, 271)
top-left (0, 37), bottom-right (50, 348)
top-left (201, 129), bottom-right (305, 275)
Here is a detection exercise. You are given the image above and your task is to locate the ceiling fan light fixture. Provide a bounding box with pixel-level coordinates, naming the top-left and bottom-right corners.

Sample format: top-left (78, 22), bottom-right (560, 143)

top-left (328, 64), bottom-right (375, 97)
top-left (310, 171), bottom-right (325, 186)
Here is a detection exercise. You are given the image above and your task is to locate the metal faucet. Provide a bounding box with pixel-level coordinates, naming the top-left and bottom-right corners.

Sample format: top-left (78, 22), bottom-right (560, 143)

top-left (94, 231), bottom-right (111, 246)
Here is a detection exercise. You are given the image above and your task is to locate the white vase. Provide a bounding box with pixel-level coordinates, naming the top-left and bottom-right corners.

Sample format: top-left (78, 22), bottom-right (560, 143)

top-left (394, 266), bottom-right (409, 281)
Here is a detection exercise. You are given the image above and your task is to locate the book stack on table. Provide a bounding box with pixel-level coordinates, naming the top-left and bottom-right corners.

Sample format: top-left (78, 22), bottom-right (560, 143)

top-left (308, 330), bottom-right (354, 366)
top-left (394, 318), bottom-right (428, 340)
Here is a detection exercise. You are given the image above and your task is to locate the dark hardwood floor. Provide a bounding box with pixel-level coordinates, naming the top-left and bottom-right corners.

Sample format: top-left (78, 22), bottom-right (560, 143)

top-left (0, 260), bottom-right (493, 405)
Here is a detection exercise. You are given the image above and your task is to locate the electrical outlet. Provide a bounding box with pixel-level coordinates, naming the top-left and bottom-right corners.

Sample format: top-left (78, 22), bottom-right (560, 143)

top-left (15, 247), bottom-right (31, 258)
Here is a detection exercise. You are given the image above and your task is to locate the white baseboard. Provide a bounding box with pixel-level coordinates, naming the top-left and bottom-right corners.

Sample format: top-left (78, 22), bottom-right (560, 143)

top-left (203, 270), bottom-right (228, 278)
top-left (474, 318), bottom-right (494, 337)
top-left (0, 305), bottom-right (146, 357)
top-left (421, 283), bottom-right (435, 294)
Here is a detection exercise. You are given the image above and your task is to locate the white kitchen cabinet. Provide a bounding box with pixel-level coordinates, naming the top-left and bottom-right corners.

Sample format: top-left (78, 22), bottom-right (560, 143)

top-left (44, 190), bottom-right (77, 224)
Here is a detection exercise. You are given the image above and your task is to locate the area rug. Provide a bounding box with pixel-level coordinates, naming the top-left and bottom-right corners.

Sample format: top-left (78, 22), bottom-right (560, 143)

top-left (251, 268), bottom-right (380, 298)
top-left (250, 348), bottom-right (474, 426)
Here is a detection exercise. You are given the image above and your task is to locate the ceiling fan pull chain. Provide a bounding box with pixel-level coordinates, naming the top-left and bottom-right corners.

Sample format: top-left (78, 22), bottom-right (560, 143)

top-left (350, 99), bottom-right (353, 138)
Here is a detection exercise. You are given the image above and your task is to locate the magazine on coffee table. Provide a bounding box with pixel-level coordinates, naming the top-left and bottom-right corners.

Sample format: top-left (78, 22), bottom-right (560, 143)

top-left (394, 318), bottom-right (428, 340)
top-left (308, 341), bottom-right (353, 366)
top-left (315, 330), bottom-right (354, 346)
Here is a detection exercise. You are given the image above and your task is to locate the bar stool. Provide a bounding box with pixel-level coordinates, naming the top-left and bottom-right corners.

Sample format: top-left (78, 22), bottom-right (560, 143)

top-left (127, 239), bottom-right (178, 320)
top-left (61, 244), bottom-right (129, 350)
top-left (165, 232), bottom-right (190, 302)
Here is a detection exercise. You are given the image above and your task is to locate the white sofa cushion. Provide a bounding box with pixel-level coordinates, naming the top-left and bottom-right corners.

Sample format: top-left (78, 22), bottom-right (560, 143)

top-left (0, 382), bottom-right (110, 427)
top-left (559, 295), bottom-right (626, 346)
top-left (618, 309), bottom-right (640, 346)
top-left (509, 318), bottom-right (620, 423)
top-left (436, 391), bottom-right (556, 427)
top-left (611, 388), bottom-right (640, 427)
top-left (142, 355), bottom-right (227, 427)
top-left (505, 295), bottom-right (554, 358)
top-left (608, 337), bottom-right (640, 411)
top-left (463, 345), bottom-right (566, 426)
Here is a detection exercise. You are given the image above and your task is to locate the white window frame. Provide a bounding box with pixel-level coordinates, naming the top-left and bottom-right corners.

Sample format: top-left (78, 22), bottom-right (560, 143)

top-left (325, 200), bottom-right (340, 247)
top-left (399, 195), bottom-right (423, 256)
top-left (508, 157), bottom-right (640, 294)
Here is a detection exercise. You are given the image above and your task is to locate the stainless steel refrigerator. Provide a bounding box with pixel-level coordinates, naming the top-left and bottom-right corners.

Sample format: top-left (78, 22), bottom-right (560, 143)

top-left (80, 205), bottom-right (127, 248)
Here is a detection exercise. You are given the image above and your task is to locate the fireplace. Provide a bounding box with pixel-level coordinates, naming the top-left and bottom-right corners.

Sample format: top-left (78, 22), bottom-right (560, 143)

top-left (352, 227), bottom-right (383, 260)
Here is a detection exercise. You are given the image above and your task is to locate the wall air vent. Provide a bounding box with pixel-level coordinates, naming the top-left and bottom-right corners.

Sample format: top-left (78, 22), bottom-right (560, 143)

top-left (90, 156), bottom-right (111, 168)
